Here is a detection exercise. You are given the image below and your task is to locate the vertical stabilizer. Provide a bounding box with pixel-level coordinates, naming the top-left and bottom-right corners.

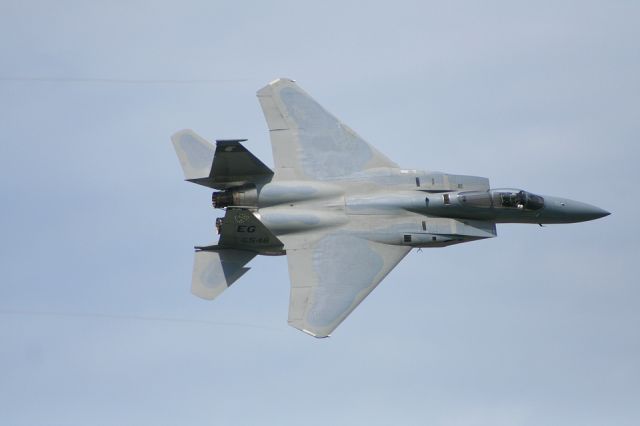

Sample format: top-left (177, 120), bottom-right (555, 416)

top-left (171, 129), bottom-right (273, 189)
top-left (191, 249), bottom-right (256, 300)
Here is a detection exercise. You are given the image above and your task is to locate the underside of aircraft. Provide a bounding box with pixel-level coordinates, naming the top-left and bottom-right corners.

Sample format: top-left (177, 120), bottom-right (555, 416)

top-left (172, 78), bottom-right (609, 338)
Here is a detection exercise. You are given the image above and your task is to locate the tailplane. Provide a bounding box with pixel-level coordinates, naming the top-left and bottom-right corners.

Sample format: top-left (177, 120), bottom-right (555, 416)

top-left (191, 249), bottom-right (256, 300)
top-left (191, 208), bottom-right (284, 300)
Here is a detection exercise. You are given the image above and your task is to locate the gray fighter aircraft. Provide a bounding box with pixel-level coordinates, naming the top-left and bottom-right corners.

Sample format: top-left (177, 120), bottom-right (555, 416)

top-left (172, 78), bottom-right (609, 338)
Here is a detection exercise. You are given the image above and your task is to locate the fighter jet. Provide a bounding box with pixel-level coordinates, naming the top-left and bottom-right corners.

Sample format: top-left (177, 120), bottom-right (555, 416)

top-left (172, 78), bottom-right (609, 338)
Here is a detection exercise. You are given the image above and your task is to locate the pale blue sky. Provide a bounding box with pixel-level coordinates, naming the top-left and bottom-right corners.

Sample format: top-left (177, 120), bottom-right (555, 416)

top-left (1, 1), bottom-right (638, 425)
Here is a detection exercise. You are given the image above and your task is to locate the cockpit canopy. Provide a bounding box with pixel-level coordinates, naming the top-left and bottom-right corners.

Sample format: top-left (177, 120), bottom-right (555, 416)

top-left (491, 189), bottom-right (545, 210)
top-left (458, 189), bottom-right (545, 210)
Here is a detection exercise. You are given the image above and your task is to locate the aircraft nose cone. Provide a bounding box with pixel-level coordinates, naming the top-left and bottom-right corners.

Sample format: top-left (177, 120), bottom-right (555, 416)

top-left (574, 204), bottom-right (610, 221)
top-left (572, 202), bottom-right (610, 221)
top-left (544, 197), bottom-right (610, 223)
top-left (588, 206), bottom-right (610, 220)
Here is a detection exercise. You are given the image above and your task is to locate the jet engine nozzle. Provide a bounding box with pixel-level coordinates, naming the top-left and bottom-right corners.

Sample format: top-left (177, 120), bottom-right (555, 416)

top-left (212, 191), bottom-right (234, 208)
top-left (212, 185), bottom-right (258, 209)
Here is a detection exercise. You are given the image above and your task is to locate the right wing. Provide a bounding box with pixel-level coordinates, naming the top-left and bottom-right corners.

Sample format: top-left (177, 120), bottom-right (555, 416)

top-left (286, 234), bottom-right (410, 338)
top-left (257, 78), bottom-right (399, 181)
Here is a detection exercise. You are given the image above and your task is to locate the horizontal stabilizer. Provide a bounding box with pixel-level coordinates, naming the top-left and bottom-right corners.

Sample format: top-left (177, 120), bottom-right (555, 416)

top-left (191, 249), bottom-right (256, 300)
top-left (171, 129), bottom-right (215, 182)
top-left (171, 129), bottom-right (273, 189)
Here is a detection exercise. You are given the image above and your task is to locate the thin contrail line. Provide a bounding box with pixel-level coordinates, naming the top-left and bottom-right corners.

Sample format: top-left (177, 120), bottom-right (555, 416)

top-left (0, 309), bottom-right (279, 331)
top-left (0, 77), bottom-right (250, 84)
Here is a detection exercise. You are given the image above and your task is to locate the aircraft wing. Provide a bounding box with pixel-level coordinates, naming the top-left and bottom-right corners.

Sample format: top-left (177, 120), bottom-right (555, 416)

top-left (286, 234), bottom-right (410, 337)
top-left (257, 78), bottom-right (399, 181)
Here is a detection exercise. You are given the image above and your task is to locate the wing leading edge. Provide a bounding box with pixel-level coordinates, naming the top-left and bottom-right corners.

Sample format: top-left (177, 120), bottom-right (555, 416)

top-left (286, 234), bottom-right (410, 338)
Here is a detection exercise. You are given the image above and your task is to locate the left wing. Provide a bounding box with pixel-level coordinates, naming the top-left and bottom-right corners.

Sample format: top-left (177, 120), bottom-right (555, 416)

top-left (286, 234), bottom-right (410, 337)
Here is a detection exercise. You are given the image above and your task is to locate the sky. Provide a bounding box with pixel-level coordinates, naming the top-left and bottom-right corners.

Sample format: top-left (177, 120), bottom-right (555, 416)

top-left (0, 1), bottom-right (638, 425)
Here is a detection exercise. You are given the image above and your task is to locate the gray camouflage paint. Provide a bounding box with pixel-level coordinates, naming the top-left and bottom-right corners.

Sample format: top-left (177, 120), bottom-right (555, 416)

top-left (172, 78), bottom-right (610, 338)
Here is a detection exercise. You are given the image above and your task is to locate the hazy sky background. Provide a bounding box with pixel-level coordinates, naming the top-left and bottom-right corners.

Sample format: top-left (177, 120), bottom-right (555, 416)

top-left (1, 1), bottom-right (638, 425)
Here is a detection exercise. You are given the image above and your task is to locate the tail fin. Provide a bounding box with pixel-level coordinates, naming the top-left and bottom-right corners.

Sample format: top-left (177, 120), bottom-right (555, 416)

top-left (191, 249), bottom-right (256, 300)
top-left (171, 129), bottom-right (273, 189)
top-left (218, 208), bottom-right (284, 252)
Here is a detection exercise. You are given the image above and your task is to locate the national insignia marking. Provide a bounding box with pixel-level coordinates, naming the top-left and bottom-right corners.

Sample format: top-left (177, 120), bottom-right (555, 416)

top-left (235, 212), bottom-right (251, 225)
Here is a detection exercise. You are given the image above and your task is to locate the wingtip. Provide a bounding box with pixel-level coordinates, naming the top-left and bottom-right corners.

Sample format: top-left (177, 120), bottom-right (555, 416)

top-left (257, 78), bottom-right (297, 98)
top-left (269, 77), bottom-right (296, 85)
top-left (288, 321), bottom-right (331, 338)
top-left (302, 329), bottom-right (331, 339)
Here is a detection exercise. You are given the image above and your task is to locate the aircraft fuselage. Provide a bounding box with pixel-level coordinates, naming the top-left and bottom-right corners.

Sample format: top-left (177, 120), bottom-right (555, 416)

top-left (211, 169), bottom-right (609, 251)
